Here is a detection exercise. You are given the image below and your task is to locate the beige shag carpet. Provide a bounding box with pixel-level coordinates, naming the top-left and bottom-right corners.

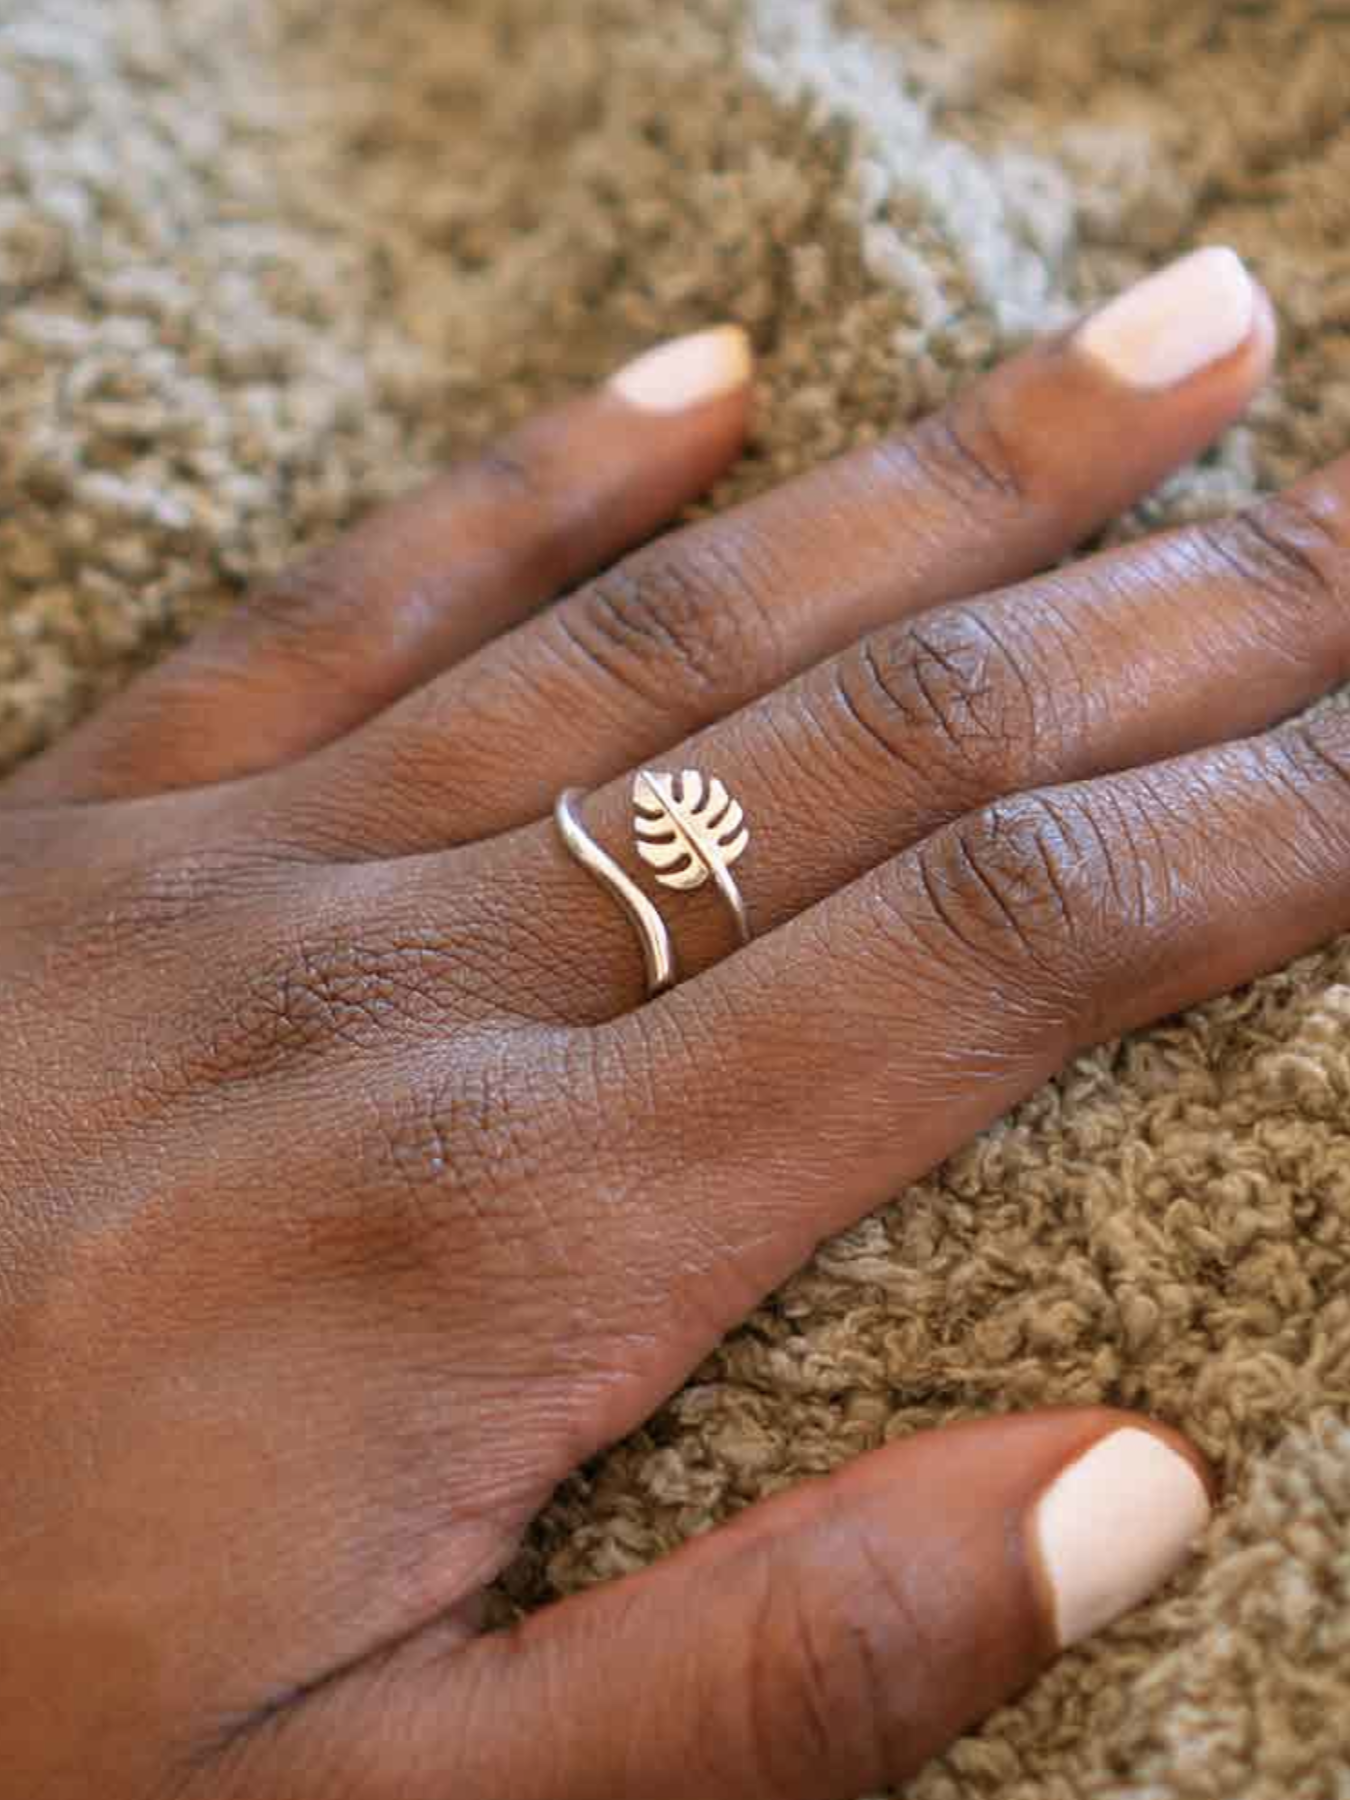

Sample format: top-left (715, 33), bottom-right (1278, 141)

top-left (4, 1), bottom-right (1350, 1793)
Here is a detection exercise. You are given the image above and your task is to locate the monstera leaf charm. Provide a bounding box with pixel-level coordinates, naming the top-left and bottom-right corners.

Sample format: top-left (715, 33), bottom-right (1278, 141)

top-left (633, 770), bottom-right (752, 943)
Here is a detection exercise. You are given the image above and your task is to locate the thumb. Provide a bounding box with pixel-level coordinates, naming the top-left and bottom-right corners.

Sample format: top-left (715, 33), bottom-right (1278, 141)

top-left (262, 1409), bottom-right (1213, 1800)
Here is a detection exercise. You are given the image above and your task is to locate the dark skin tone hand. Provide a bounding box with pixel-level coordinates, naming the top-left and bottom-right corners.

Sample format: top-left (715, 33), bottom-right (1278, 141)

top-left (3, 252), bottom-right (1347, 1798)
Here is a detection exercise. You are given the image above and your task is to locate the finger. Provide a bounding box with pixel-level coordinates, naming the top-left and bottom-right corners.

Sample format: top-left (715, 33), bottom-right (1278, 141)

top-left (512, 448), bottom-right (1350, 1005)
top-left (589, 699), bottom-right (1350, 1340)
top-left (3, 327), bottom-right (753, 807)
top-left (254, 1411), bottom-right (1212, 1800)
top-left (279, 246), bottom-right (1276, 855)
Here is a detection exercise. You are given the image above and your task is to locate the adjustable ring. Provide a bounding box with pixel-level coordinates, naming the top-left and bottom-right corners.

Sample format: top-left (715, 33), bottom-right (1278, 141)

top-left (554, 769), bottom-right (753, 998)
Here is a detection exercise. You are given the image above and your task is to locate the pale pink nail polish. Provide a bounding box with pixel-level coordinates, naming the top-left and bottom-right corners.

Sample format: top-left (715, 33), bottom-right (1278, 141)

top-left (1077, 247), bottom-right (1257, 390)
top-left (1033, 1428), bottom-right (1212, 1648)
top-left (609, 326), bottom-right (753, 414)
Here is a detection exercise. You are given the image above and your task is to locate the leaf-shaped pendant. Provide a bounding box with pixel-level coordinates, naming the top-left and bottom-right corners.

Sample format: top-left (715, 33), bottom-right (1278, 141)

top-left (633, 769), bottom-right (752, 942)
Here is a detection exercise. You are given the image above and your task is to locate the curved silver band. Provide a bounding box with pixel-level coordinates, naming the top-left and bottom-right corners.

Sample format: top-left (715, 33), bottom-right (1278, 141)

top-left (555, 789), bottom-right (677, 996)
top-left (709, 857), bottom-right (751, 947)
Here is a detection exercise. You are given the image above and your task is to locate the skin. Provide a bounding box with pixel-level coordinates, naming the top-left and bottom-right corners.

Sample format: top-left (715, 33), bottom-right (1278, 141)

top-left (4, 278), bottom-right (1350, 1798)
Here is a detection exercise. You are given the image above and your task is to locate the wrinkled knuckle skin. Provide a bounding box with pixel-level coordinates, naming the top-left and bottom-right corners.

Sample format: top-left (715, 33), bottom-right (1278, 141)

top-left (51, 838), bottom-right (273, 974)
top-left (558, 532), bottom-right (784, 713)
top-left (734, 1526), bottom-right (933, 1798)
top-left (171, 955), bottom-right (573, 1277)
top-left (353, 1079), bottom-right (523, 1275)
top-left (352, 1034), bottom-right (609, 1305)
top-left (913, 791), bottom-right (1137, 1007)
top-left (187, 929), bottom-right (488, 1090)
top-left (904, 389), bottom-right (1031, 509)
top-left (1279, 714), bottom-right (1350, 810)
top-left (235, 541), bottom-right (408, 688)
top-left (474, 438), bottom-right (553, 507)
top-left (242, 552), bottom-right (350, 643)
top-left (836, 606), bottom-right (1043, 802)
top-left (1204, 489), bottom-right (1350, 619)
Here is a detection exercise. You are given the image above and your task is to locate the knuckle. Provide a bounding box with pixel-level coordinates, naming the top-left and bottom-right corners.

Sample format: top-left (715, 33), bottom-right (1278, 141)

top-left (364, 1065), bottom-right (531, 1248)
top-left (474, 437), bottom-right (552, 507)
top-left (187, 925), bottom-right (481, 1090)
top-left (1277, 713), bottom-right (1350, 812)
top-left (733, 1523), bottom-right (929, 1795)
top-left (357, 1033), bottom-right (605, 1307)
top-left (232, 548), bottom-right (393, 698)
top-left (187, 947), bottom-right (380, 1089)
top-left (902, 388), bottom-right (1031, 508)
top-left (30, 829), bottom-right (314, 1025)
top-left (246, 432), bottom-right (558, 645)
top-left (74, 839), bottom-right (268, 968)
top-left (1201, 489), bottom-right (1350, 617)
top-left (173, 942), bottom-right (572, 1275)
top-left (559, 530), bottom-right (784, 713)
top-left (242, 552), bottom-right (347, 643)
top-left (837, 605), bottom-right (1044, 799)
top-left (743, 1575), bottom-right (847, 1793)
top-left (914, 790), bottom-right (1133, 996)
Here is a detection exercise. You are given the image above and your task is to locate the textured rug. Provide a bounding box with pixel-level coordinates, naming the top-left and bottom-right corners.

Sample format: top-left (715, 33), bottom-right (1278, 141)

top-left (4, 1), bottom-right (1350, 1793)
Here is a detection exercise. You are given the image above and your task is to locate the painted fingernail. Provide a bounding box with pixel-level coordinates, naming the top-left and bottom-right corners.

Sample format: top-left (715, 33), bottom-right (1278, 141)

top-left (1032, 1427), bottom-right (1212, 1649)
top-left (1076, 246), bottom-right (1256, 390)
top-left (609, 325), bottom-right (753, 413)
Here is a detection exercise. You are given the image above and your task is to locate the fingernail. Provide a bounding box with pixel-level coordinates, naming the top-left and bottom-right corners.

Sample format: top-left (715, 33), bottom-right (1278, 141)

top-left (609, 326), bottom-right (753, 413)
top-left (1076, 246), bottom-right (1256, 390)
top-left (1032, 1428), bottom-right (1212, 1649)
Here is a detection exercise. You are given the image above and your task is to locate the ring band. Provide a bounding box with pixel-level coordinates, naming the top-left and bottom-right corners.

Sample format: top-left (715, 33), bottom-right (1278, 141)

top-left (555, 789), bottom-right (677, 995)
top-left (555, 769), bottom-right (753, 997)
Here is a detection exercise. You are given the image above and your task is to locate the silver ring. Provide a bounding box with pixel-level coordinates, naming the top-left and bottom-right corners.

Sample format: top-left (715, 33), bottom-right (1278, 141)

top-left (554, 769), bottom-right (752, 997)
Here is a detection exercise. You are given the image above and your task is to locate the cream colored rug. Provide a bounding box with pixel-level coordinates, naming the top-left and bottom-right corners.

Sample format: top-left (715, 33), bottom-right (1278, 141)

top-left (3, 1), bottom-right (1350, 1792)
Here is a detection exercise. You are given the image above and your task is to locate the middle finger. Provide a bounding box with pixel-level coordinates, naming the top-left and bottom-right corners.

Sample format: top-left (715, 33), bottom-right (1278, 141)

top-left (273, 247), bottom-right (1273, 855)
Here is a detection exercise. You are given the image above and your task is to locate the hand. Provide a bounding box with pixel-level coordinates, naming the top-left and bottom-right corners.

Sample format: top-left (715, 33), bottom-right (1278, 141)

top-left (3, 245), bottom-right (1344, 1800)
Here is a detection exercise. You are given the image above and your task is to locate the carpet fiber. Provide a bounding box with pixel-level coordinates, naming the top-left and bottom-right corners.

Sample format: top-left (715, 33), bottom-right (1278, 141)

top-left (3, 1), bottom-right (1350, 1793)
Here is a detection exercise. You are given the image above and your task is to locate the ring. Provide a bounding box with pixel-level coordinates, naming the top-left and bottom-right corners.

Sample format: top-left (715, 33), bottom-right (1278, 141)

top-left (554, 769), bottom-right (753, 997)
